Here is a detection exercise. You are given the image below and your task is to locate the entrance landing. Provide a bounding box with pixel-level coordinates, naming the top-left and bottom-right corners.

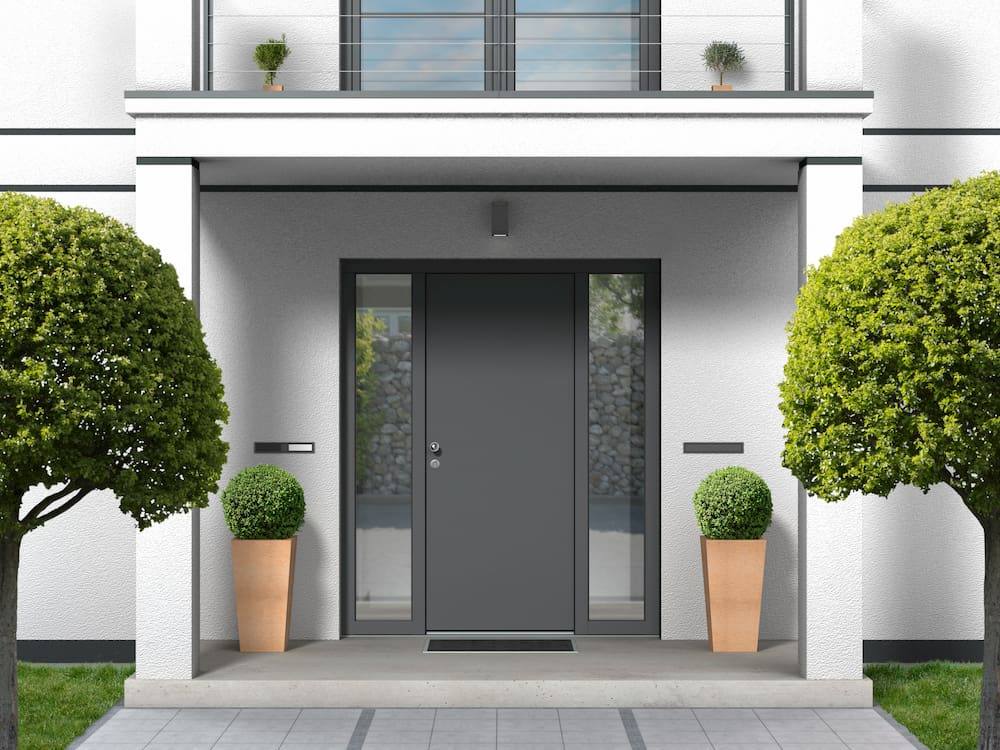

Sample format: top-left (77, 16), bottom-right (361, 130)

top-left (124, 638), bottom-right (872, 708)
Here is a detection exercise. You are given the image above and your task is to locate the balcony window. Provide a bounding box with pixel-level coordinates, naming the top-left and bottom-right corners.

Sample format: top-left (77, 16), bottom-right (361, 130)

top-left (340, 0), bottom-right (661, 91)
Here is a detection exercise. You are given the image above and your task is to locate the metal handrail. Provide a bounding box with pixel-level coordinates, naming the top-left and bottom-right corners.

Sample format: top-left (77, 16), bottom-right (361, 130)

top-left (204, 2), bottom-right (795, 91)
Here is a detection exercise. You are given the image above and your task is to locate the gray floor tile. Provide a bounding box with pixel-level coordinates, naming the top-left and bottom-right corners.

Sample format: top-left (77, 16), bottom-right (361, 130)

top-left (500, 719), bottom-right (563, 731)
top-left (759, 719), bottom-right (831, 732)
top-left (173, 707), bottom-right (240, 721)
top-left (289, 719), bottom-right (359, 732)
top-left (637, 720), bottom-right (705, 733)
top-left (767, 730), bottom-right (843, 744)
top-left (230, 717), bottom-right (299, 732)
top-left (218, 728), bottom-right (291, 743)
top-left (637, 729), bottom-right (711, 744)
top-left (435, 708), bottom-right (496, 719)
top-left (134, 745), bottom-right (215, 750)
top-left (815, 710), bottom-right (880, 721)
top-left (834, 731), bottom-right (914, 743)
top-left (711, 745), bottom-right (781, 750)
top-left (841, 744), bottom-right (915, 750)
top-left (777, 745), bottom-right (846, 750)
top-left (280, 744), bottom-right (350, 750)
top-left (215, 744), bottom-right (284, 750)
top-left (78, 743), bottom-right (151, 750)
top-left (298, 708), bottom-right (362, 721)
top-left (431, 729), bottom-right (497, 742)
top-left (642, 744), bottom-right (713, 750)
top-left (699, 718), bottom-right (768, 730)
top-left (562, 744), bottom-right (632, 750)
top-left (372, 708), bottom-right (437, 719)
top-left (559, 709), bottom-right (621, 719)
top-left (822, 719), bottom-right (898, 732)
top-left (499, 709), bottom-right (559, 719)
top-left (497, 743), bottom-right (565, 750)
top-left (360, 745), bottom-right (430, 750)
top-left (428, 744), bottom-right (496, 750)
top-left (705, 729), bottom-right (778, 744)
top-left (149, 730), bottom-right (228, 744)
top-left (364, 729), bottom-right (433, 742)
top-left (87, 727), bottom-right (161, 743)
top-left (633, 709), bottom-right (697, 720)
top-left (283, 729), bottom-right (357, 743)
top-left (754, 710), bottom-right (820, 721)
top-left (498, 729), bottom-right (563, 742)
top-left (695, 709), bottom-right (759, 720)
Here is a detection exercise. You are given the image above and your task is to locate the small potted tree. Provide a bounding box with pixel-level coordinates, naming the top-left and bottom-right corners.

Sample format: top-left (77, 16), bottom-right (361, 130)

top-left (254, 34), bottom-right (291, 92)
top-left (223, 464), bottom-right (305, 652)
top-left (702, 41), bottom-right (746, 91)
top-left (694, 466), bottom-right (772, 652)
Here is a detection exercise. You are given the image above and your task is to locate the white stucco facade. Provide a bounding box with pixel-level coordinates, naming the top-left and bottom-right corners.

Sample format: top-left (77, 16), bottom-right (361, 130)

top-left (5, 0), bottom-right (997, 688)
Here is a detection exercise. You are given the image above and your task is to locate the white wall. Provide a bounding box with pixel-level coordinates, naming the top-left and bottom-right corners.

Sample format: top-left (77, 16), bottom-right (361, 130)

top-left (860, 0), bottom-right (1000, 644)
top-left (199, 190), bottom-right (800, 640)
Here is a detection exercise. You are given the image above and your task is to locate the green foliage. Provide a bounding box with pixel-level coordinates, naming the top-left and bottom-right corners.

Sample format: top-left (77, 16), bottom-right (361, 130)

top-left (221, 464), bottom-right (305, 539)
top-left (866, 662), bottom-right (980, 750)
top-left (780, 172), bottom-right (1000, 520)
top-left (18, 663), bottom-right (134, 750)
top-left (0, 192), bottom-right (229, 540)
top-left (693, 467), bottom-right (772, 539)
top-left (354, 311), bottom-right (385, 486)
top-left (254, 34), bottom-right (291, 86)
top-left (590, 274), bottom-right (644, 336)
top-left (702, 41), bottom-right (746, 85)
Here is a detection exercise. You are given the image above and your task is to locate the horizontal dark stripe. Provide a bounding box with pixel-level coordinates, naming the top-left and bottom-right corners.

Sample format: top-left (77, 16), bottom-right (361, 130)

top-left (0, 128), bottom-right (135, 136)
top-left (137, 157), bottom-right (200, 168)
top-left (863, 184), bottom-right (949, 193)
top-left (17, 640), bottom-right (135, 663)
top-left (126, 89), bottom-right (875, 99)
top-left (0, 185), bottom-right (135, 192)
top-left (202, 184), bottom-right (799, 193)
top-left (683, 442), bottom-right (744, 454)
top-left (800, 157), bottom-right (863, 168)
top-left (864, 639), bottom-right (982, 664)
top-left (865, 128), bottom-right (1000, 136)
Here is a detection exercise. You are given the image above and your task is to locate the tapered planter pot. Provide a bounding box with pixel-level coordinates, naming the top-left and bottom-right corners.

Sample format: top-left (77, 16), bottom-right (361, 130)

top-left (701, 537), bottom-right (766, 652)
top-left (711, 83), bottom-right (733, 92)
top-left (232, 537), bottom-right (296, 652)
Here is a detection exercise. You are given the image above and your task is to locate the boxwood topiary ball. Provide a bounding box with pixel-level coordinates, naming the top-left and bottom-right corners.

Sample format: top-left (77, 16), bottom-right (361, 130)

top-left (222, 464), bottom-right (305, 540)
top-left (693, 466), bottom-right (772, 540)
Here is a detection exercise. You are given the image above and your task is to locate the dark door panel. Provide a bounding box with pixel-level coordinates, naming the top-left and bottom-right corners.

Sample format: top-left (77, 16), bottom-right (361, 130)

top-left (425, 273), bottom-right (575, 631)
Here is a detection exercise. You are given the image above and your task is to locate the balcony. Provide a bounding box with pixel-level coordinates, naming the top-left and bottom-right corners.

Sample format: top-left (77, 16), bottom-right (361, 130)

top-left (204, 0), bottom-right (795, 93)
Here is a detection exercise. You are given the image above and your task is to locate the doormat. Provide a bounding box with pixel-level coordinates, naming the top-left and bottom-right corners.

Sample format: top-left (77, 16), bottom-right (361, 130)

top-left (426, 639), bottom-right (575, 653)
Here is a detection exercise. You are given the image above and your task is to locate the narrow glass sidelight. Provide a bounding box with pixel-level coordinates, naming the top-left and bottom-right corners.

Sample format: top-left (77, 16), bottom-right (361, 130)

top-left (588, 273), bottom-right (646, 620)
top-left (355, 274), bottom-right (413, 620)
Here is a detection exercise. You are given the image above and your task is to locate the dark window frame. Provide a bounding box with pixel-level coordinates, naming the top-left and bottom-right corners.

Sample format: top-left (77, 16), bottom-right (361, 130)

top-left (339, 0), bottom-right (662, 92)
top-left (341, 259), bottom-right (661, 636)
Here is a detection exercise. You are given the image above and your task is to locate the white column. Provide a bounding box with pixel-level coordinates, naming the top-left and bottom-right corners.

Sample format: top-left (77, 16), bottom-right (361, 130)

top-left (797, 159), bottom-right (864, 680)
top-left (134, 160), bottom-right (201, 680)
top-left (801, 0), bottom-right (863, 90)
top-left (136, 0), bottom-right (200, 90)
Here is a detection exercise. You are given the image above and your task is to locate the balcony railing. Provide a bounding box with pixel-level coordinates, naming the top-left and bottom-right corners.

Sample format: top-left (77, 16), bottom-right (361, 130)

top-left (205, 0), bottom-right (794, 93)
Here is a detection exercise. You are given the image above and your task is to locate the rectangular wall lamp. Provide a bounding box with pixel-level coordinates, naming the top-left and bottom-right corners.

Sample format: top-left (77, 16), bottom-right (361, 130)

top-left (491, 200), bottom-right (509, 237)
top-left (254, 442), bottom-right (315, 454)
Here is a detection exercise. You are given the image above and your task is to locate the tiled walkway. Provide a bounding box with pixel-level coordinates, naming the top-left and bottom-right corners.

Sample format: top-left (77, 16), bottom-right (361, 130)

top-left (73, 707), bottom-right (923, 750)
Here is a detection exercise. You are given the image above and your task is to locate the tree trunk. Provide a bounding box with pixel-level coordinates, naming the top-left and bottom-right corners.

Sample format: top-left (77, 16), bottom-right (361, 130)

top-left (0, 539), bottom-right (19, 750)
top-left (981, 518), bottom-right (1000, 749)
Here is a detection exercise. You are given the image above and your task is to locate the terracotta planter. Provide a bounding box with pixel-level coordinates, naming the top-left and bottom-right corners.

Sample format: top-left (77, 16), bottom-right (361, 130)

top-left (700, 536), bottom-right (766, 653)
top-left (232, 537), bottom-right (296, 652)
top-left (263, 83), bottom-right (284, 92)
top-left (711, 83), bottom-right (733, 92)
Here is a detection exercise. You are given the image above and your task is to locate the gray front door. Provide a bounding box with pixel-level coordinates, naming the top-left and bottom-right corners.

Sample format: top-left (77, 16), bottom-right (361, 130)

top-left (425, 273), bottom-right (575, 631)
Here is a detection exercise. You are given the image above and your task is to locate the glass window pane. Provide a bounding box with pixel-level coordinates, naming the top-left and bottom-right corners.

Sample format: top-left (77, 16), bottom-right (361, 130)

top-left (588, 273), bottom-right (645, 621)
top-left (517, 0), bottom-right (639, 13)
top-left (356, 274), bottom-right (413, 620)
top-left (361, 18), bottom-right (485, 90)
top-left (363, 0), bottom-right (484, 12)
top-left (516, 17), bottom-right (639, 91)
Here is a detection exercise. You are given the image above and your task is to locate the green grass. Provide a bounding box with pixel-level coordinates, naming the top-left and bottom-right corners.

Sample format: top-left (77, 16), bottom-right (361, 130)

top-left (866, 662), bottom-right (981, 750)
top-left (17, 662), bottom-right (134, 750)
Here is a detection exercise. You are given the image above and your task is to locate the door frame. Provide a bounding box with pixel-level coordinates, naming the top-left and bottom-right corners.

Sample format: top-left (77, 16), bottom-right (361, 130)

top-left (341, 260), bottom-right (660, 636)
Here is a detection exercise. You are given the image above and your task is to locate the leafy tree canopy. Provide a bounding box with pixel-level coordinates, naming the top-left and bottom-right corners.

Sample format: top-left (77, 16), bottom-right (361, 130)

top-left (780, 172), bottom-right (1000, 521)
top-left (0, 193), bottom-right (229, 540)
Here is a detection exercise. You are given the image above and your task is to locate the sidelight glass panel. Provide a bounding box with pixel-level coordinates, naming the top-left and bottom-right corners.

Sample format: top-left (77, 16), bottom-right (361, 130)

top-left (588, 273), bottom-right (645, 620)
top-left (355, 274), bottom-right (413, 620)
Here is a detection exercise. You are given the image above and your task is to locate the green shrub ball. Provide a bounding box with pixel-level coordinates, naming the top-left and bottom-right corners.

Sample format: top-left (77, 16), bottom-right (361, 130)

top-left (222, 465), bottom-right (305, 540)
top-left (693, 467), bottom-right (772, 540)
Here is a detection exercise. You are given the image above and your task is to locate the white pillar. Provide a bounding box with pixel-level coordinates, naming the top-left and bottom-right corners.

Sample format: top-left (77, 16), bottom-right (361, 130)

top-left (800, 0), bottom-right (863, 90)
top-left (136, 0), bottom-right (200, 90)
top-left (797, 158), bottom-right (864, 680)
top-left (134, 159), bottom-right (201, 680)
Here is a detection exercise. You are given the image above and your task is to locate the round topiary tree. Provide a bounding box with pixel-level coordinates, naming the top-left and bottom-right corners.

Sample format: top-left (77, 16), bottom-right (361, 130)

top-left (780, 172), bottom-right (1000, 748)
top-left (222, 465), bottom-right (305, 539)
top-left (702, 40), bottom-right (746, 87)
top-left (693, 467), bottom-right (773, 539)
top-left (0, 193), bottom-right (228, 750)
